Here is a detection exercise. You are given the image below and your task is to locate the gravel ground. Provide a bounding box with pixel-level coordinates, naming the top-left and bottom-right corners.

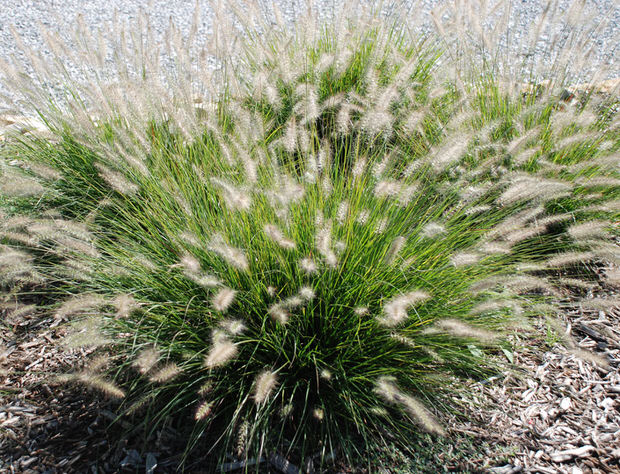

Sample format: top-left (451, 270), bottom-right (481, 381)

top-left (0, 0), bottom-right (618, 111)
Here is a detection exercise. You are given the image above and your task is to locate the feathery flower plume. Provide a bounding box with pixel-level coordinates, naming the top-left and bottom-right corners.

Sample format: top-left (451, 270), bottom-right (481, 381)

top-left (479, 242), bottom-right (511, 254)
top-left (513, 147), bottom-right (540, 165)
top-left (500, 224), bottom-right (542, 243)
top-left (316, 219), bottom-right (338, 267)
top-left (385, 236), bottom-right (406, 264)
top-left (0, 231), bottom-right (38, 247)
top-left (351, 157), bottom-right (367, 178)
top-left (390, 332), bottom-right (417, 349)
top-left (374, 180), bottom-right (401, 199)
top-left (569, 348), bottom-right (609, 369)
top-left (68, 372), bottom-right (125, 398)
top-left (133, 347), bottom-right (160, 374)
top-left (545, 251), bottom-right (596, 268)
top-left (577, 297), bottom-right (620, 311)
top-left (336, 104), bottom-right (354, 134)
top-left (378, 291), bottom-right (430, 327)
top-left (2, 304), bottom-right (36, 324)
top-left (557, 278), bottom-right (596, 290)
top-left (372, 155), bottom-right (391, 178)
top-left (402, 111), bottom-right (425, 134)
top-left (360, 108), bottom-right (393, 137)
top-left (298, 286), bottom-right (315, 301)
top-left (94, 163), bottom-right (139, 195)
top-left (253, 370), bottom-right (278, 404)
top-left (594, 243), bottom-right (620, 266)
top-left (465, 204), bottom-right (492, 216)
top-left (299, 257), bottom-right (317, 275)
top-left (506, 127), bottom-right (540, 154)
top-left (113, 294), bottom-right (139, 319)
top-left (204, 336), bottom-right (238, 369)
top-left (268, 305), bottom-right (289, 324)
top-left (211, 178), bottom-right (252, 211)
top-left (55, 236), bottom-right (101, 258)
top-left (354, 307), bottom-right (369, 316)
top-left (499, 175), bottom-right (572, 205)
top-left (400, 393), bottom-right (445, 435)
top-left (264, 224), bottom-right (296, 250)
top-left (27, 162), bottom-right (62, 181)
top-left (568, 220), bottom-right (609, 240)
top-left (374, 218), bottom-right (388, 235)
top-left (431, 319), bottom-right (499, 341)
top-left (336, 200), bottom-right (349, 225)
top-left (504, 275), bottom-right (558, 295)
top-left (208, 234), bottom-right (250, 271)
top-left (450, 252), bottom-right (480, 267)
top-left (374, 376), bottom-right (444, 435)
top-left (0, 172), bottom-right (45, 197)
top-left (576, 176), bottom-right (620, 188)
top-left (430, 136), bottom-right (468, 172)
top-left (149, 363), bottom-right (182, 383)
top-left (61, 316), bottom-right (110, 348)
top-left (421, 222), bottom-right (445, 238)
top-left (356, 209), bottom-right (371, 225)
top-left (195, 401), bottom-right (213, 421)
top-left (470, 300), bottom-right (523, 316)
top-left (55, 294), bottom-right (107, 321)
top-left (220, 319), bottom-right (246, 335)
top-left (605, 268), bottom-right (620, 287)
top-left (320, 369), bottom-right (332, 380)
top-left (283, 117), bottom-right (297, 153)
top-left (180, 254), bottom-right (201, 274)
top-left (212, 287), bottom-right (237, 312)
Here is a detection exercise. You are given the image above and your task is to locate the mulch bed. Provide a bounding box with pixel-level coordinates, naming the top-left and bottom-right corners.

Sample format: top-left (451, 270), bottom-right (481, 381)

top-left (2, 261), bottom-right (620, 474)
top-left (2, 277), bottom-right (618, 473)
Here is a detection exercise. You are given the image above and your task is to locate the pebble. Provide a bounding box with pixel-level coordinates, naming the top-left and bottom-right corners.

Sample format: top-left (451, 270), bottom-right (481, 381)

top-left (0, 1), bottom-right (618, 112)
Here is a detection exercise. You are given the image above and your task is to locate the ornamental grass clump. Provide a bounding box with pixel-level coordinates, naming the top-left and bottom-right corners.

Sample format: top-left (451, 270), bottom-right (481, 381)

top-left (1, 0), bottom-right (619, 469)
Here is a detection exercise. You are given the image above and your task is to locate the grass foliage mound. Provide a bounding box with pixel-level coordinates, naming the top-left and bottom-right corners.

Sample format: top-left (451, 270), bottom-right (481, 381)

top-left (1, 0), bottom-right (619, 469)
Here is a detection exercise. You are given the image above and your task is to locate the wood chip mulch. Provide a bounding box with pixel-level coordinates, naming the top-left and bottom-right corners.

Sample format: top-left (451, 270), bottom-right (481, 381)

top-left (451, 269), bottom-right (620, 474)
top-left (1, 272), bottom-right (619, 473)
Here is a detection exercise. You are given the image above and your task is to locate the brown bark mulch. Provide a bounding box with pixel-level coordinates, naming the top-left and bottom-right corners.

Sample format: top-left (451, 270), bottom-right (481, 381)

top-left (1, 265), bottom-right (619, 473)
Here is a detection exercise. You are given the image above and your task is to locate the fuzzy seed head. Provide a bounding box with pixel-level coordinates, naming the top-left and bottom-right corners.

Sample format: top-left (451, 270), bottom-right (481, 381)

top-left (208, 234), bottom-right (250, 271)
top-left (379, 290), bottom-right (430, 327)
top-left (268, 305), bottom-right (289, 324)
top-left (95, 164), bottom-right (139, 195)
top-left (212, 287), bottom-right (237, 312)
top-left (133, 347), bottom-right (160, 374)
top-left (450, 252), bottom-right (481, 267)
top-left (357, 209), bottom-right (371, 225)
top-left (385, 236), bottom-right (406, 264)
top-left (253, 370), bottom-right (278, 404)
top-left (204, 337), bottom-right (238, 369)
top-left (195, 401), bottom-right (213, 421)
top-left (298, 286), bottom-right (315, 301)
top-left (211, 178), bottom-right (252, 211)
top-left (568, 220), bottom-right (609, 240)
top-left (181, 254), bottom-right (201, 274)
top-left (264, 224), bottom-right (296, 250)
top-left (220, 318), bottom-right (246, 335)
top-left (55, 294), bottom-right (106, 320)
top-left (113, 293), bottom-right (139, 319)
top-left (149, 363), bottom-right (182, 383)
top-left (432, 319), bottom-right (498, 341)
top-left (316, 220), bottom-right (338, 267)
top-left (299, 257), bottom-right (318, 274)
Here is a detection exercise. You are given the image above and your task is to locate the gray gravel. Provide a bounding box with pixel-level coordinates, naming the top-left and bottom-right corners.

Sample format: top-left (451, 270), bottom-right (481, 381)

top-left (0, 0), bottom-right (618, 111)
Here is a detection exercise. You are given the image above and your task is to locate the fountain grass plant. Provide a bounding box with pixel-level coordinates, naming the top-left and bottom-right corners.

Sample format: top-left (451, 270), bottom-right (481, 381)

top-left (1, 0), bottom-right (619, 470)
